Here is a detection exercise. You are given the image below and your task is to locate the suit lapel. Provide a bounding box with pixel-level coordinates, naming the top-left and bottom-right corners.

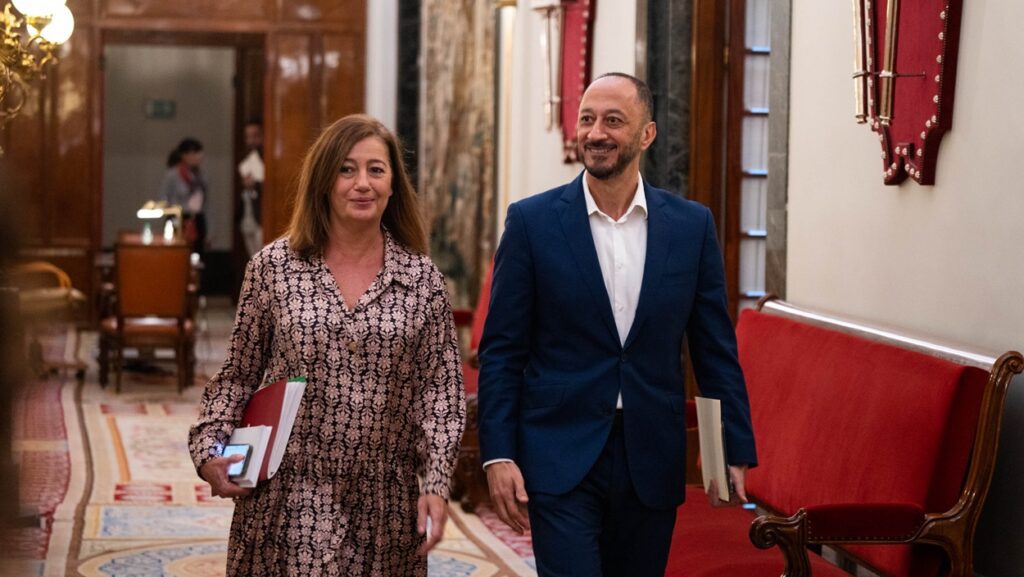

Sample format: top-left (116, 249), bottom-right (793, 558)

top-left (624, 184), bottom-right (674, 348)
top-left (556, 173), bottom-right (620, 344)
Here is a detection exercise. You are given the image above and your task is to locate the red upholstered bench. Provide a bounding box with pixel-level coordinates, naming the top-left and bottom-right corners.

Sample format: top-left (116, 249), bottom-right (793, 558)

top-left (668, 297), bottom-right (1022, 577)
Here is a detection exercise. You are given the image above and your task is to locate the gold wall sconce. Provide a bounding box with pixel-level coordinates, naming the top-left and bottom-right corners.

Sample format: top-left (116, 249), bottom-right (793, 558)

top-left (0, 0), bottom-right (75, 148)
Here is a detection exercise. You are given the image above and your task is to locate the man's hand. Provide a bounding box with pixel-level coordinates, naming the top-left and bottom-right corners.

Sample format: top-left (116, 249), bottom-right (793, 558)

top-left (416, 494), bottom-right (448, 555)
top-left (485, 461), bottom-right (531, 534)
top-left (198, 455), bottom-right (253, 499)
top-left (706, 464), bottom-right (750, 508)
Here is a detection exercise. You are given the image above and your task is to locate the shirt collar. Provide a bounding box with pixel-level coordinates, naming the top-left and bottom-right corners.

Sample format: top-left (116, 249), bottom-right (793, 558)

top-left (582, 172), bottom-right (648, 221)
top-left (313, 228), bottom-right (417, 288)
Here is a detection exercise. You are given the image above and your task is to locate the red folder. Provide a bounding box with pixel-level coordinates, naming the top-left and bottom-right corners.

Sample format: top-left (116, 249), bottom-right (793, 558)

top-left (239, 376), bottom-right (305, 481)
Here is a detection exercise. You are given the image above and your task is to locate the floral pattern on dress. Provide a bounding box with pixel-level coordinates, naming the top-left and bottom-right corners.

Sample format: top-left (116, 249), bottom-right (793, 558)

top-left (188, 232), bottom-right (466, 577)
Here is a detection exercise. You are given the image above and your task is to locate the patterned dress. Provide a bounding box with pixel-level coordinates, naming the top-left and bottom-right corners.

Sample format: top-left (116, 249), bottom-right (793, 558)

top-left (189, 233), bottom-right (466, 577)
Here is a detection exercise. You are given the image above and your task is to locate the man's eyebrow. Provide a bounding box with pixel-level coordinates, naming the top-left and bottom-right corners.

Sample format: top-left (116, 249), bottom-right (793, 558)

top-left (579, 107), bottom-right (628, 116)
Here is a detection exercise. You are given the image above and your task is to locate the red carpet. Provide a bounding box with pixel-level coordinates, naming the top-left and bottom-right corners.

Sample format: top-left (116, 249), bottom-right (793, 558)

top-left (3, 376), bottom-right (71, 565)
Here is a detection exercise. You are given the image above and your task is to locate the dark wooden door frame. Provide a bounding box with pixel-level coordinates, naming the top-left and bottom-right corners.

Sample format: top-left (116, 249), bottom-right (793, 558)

top-left (688, 0), bottom-right (727, 231)
top-left (689, 0), bottom-right (751, 321)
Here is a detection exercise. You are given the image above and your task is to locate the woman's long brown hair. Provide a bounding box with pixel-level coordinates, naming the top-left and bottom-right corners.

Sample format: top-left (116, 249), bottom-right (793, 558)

top-left (286, 114), bottom-right (427, 257)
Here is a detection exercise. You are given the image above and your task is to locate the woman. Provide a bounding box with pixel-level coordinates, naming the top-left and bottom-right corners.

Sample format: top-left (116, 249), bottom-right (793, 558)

top-left (188, 115), bottom-right (466, 576)
top-left (161, 137), bottom-right (208, 255)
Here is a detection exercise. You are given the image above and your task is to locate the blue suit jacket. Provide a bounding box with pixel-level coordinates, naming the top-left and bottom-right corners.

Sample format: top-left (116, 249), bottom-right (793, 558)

top-left (478, 173), bottom-right (757, 509)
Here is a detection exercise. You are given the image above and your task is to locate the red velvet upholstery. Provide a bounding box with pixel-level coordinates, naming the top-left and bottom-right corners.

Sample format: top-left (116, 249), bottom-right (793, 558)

top-left (669, 487), bottom-right (850, 577)
top-left (803, 503), bottom-right (926, 542)
top-left (668, 308), bottom-right (991, 577)
top-left (735, 309), bottom-right (988, 577)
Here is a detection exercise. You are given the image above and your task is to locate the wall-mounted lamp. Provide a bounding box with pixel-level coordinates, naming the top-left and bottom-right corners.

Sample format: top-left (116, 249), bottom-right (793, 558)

top-left (0, 0), bottom-right (75, 151)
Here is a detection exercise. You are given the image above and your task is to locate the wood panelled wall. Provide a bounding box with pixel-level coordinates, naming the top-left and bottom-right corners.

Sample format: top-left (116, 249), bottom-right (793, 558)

top-left (0, 0), bottom-right (366, 303)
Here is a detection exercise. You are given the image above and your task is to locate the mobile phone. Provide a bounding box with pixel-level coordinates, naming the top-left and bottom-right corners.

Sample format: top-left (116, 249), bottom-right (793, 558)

top-left (223, 444), bottom-right (252, 477)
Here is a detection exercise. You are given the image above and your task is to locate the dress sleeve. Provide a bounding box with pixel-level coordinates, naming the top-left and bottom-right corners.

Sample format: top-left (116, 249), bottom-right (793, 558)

top-left (188, 253), bottom-right (274, 472)
top-left (413, 267), bottom-right (467, 499)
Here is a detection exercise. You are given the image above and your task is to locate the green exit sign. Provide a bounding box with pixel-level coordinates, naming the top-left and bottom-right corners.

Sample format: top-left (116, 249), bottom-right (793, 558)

top-left (144, 99), bottom-right (176, 119)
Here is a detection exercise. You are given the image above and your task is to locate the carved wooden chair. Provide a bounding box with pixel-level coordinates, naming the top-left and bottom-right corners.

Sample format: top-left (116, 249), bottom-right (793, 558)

top-left (99, 243), bottom-right (195, 394)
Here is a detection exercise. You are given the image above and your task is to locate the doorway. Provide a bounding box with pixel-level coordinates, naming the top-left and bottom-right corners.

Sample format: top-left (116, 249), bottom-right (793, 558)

top-left (101, 31), bottom-right (265, 296)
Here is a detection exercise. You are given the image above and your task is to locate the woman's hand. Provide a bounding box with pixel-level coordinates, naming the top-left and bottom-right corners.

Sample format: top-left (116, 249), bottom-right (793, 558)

top-left (416, 494), bottom-right (448, 555)
top-left (199, 455), bottom-right (254, 499)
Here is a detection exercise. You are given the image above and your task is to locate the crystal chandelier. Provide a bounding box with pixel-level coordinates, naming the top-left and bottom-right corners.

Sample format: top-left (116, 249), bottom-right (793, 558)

top-left (0, 0), bottom-right (74, 144)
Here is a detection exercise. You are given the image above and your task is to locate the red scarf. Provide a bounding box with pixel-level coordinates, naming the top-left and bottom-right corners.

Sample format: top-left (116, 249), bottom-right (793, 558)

top-left (177, 162), bottom-right (196, 189)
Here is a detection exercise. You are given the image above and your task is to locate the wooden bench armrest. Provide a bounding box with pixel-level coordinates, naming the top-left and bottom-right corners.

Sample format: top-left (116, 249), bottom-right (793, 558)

top-left (750, 504), bottom-right (936, 577)
top-left (749, 509), bottom-right (813, 576)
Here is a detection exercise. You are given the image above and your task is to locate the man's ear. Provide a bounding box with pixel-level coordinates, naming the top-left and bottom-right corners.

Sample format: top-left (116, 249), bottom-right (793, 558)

top-left (640, 121), bottom-right (657, 150)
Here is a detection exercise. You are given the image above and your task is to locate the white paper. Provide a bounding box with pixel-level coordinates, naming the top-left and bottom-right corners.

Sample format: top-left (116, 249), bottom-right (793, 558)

top-left (237, 150), bottom-right (265, 182)
top-left (695, 396), bottom-right (730, 501)
top-left (187, 190), bottom-right (204, 213)
top-left (265, 380), bottom-right (306, 479)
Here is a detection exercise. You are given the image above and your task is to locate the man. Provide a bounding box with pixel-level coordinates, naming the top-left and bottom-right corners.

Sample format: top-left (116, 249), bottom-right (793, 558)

top-left (478, 73), bottom-right (757, 577)
top-left (237, 119), bottom-right (264, 257)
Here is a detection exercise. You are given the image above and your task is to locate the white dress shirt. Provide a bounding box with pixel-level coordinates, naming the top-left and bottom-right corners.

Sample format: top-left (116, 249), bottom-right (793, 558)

top-left (583, 173), bottom-right (648, 409)
top-left (482, 174), bottom-right (648, 469)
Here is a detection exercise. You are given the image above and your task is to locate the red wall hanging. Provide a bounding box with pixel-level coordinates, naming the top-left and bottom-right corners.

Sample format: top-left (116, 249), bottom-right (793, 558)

top-left (532, 0), bottom-right (596, 164)
top-left (852, 0), bottom-right (963, 185)
top-left (560, 0), bottom-right (595, 163)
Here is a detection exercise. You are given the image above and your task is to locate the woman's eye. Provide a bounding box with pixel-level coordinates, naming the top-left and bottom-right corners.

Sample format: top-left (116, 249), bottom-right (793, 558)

top-left (339, 165), bottom-right (355, 174)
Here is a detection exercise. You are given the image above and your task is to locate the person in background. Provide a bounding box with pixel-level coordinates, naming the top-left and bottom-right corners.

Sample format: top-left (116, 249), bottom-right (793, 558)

top-left (478, 72), bottom-right (757, 577)
top-left (238, 119), bottom-right (264, 257)
top-left (161, 137), bottom-right (208, 257)
top-left (189, 114), bottom-right (466, 576)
